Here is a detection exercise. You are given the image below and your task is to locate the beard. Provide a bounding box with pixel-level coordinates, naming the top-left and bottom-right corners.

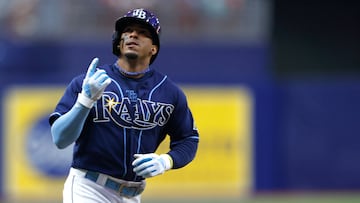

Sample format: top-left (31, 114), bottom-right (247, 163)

top-left (124, 52), bottom-right (138, 60)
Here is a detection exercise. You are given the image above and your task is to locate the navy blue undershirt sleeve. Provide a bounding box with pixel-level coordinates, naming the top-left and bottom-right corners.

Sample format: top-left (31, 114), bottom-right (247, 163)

top-left (166, 88), bottom-right (199, 169)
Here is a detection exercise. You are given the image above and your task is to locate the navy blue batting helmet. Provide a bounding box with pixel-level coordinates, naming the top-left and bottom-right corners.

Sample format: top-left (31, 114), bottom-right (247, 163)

top-left (112, 8), bottom-right (161, 64)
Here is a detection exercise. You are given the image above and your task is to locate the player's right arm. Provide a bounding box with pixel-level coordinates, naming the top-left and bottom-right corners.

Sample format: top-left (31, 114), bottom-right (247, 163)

top-left (50, 58), bottom-right (111, 149)
top-left (51, 103), bottom-right (91, 149)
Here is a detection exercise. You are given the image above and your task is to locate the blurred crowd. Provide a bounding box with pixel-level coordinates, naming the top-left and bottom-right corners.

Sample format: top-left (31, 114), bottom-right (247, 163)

top-left (0, 0), bottom-right (269, 43)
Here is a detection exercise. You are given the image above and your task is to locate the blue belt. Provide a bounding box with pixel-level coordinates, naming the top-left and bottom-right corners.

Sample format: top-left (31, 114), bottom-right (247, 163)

top-left (84, 171), bottom-right (145, 198)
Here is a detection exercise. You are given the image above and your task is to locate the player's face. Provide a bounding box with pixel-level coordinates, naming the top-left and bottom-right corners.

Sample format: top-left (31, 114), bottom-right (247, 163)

top-left (119, 24), bottom-right (157, 62)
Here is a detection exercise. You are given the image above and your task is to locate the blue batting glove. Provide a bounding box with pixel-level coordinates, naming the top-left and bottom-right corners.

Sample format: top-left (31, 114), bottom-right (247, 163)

top-left (132, 153), bottom-right (173, 178)
top-left (77, 58), bottom-right (112, 108)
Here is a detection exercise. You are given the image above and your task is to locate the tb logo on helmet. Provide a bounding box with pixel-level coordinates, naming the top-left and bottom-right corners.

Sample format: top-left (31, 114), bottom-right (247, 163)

top-left (132, 9), bottom-right (147, 19)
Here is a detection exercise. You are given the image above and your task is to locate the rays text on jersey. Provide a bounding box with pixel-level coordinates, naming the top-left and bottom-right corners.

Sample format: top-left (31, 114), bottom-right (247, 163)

top-left (93, 91), bottom-right (174, 130)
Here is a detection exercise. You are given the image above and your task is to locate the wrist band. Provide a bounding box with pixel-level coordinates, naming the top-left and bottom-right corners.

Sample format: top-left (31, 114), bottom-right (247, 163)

top-left (160, 154), bottom-right (173, 170)
top-left (77, 93), bottom-right (95, 108)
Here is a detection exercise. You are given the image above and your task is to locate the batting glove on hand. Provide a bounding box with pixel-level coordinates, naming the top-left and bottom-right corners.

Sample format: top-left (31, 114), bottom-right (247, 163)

top-left (77, 57), bottom-right (112, 108)
top-left (132, 153), bottom-right (173, 178)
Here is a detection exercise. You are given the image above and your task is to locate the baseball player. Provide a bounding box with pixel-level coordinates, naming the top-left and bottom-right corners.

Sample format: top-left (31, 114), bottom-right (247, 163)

top-left (49, 8), bottom-right (199, 203)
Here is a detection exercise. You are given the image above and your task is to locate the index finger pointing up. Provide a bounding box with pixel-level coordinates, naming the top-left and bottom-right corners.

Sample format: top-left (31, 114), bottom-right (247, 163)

top-left (85, 57), bottom-right (99, 78)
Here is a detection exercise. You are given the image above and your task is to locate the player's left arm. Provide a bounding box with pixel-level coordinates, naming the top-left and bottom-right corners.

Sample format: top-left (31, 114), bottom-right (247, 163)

top-left (132, 88), bottom-right (199, 178)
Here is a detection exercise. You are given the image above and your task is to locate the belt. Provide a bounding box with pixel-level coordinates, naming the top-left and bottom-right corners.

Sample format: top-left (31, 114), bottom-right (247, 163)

top-left (70, 168), bottom-right (145, 198)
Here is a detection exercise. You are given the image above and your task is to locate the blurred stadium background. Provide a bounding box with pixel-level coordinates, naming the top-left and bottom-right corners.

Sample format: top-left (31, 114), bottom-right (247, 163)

top-left (1, 0), bottom-right (360, 202)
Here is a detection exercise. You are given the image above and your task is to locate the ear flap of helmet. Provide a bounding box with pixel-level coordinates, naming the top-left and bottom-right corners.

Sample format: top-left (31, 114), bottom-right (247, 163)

top-left (112, 31), bottom-right (121, 56)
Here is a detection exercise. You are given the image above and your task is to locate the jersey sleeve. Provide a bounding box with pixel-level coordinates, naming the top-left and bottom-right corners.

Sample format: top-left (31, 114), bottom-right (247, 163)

top-left (49, 75), bottom-right (83, 125)
top-left (166, 88), bottom-right (199, 169)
